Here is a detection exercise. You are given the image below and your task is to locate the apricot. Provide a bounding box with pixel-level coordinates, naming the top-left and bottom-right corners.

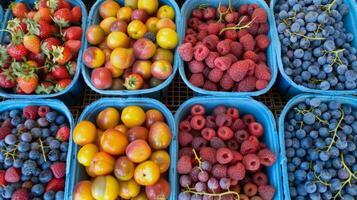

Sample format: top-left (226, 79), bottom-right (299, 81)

top-left (83, 47), bottom-right (105, 69)
top-left (78, 144), bottom-right (99, 167)
top-left (126, 126), bottom-right (149, 142)
top-left (73, 121), bottom-right (97, 146)
top-left (100, 17), bottom-right (117, 34)
top-left (118, 179), bottom-right (141, 199)
top-left (127, 20), bottom-right (147, 39)
top-left (111, 48), bottom-right (135, 69)
top-left (91, 175), bottom-right (119, 200)
top-left (96, 107), bottom-right (120, 130)
top-left (89, 152), bottom-right (115, 176)
top-left (86, 25), bottom-right (105, 45)
top-left (114, 156), bottom-right (135, 181)
top-left (126, 139), bottom-right (152, 163)
top-left (105, 61), bottom-right (124, 78)
top-left (145, 109), bottom-right (164, 127)
top-left (99, 0), bottom-right (120, 18)
top-left (117, 6), bottom-right (133, 22)
top-left (156, 18), bottom-right (176, 30)
top-left (110, 20), bottom-right (128, 33)
top-left (101, 129), bottom-right (128, 155)
top-left (134, 161), bottom-right (160, 186)
top-left (148, 122), bottom-right (172, 150)
top-left (138, 0), bottom-right (158, 15)
top-left (133, 38), bottom-right (156, 60)
top-left (150, 150), bottom-right (170, 173)
top-left (115, 124), bottom-right (128, 133)
top-left (152, 48), bottom-right (174, 63)
top-left (73, 181), bottom-right (95, 200)
top-left (107, 31), bottom-right (130, 49)
top-left (145, 17), bottom-right (159, 33)
top-left (145, 178), bottom-right (170, 200)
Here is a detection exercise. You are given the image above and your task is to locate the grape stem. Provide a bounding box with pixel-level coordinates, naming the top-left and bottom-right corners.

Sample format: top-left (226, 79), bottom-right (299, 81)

top-left (39, 138), bottom-right (47, 162)
top-left (219, 16), bottom-right (256, 35)
top-left (192, 148), bottom-right (203, 172)
top-left (286, 30), bottom-right (326, 40)
top-left (326, 108), bottom-right (344, 152)
top-left (323, 49), bottom-right (345, 66)
top-left (333, 154), bottom-right (357, 199)
top-left (216, 0), bottom-right (233, 24)
top-left (184, 186), bottom-right (240, 200)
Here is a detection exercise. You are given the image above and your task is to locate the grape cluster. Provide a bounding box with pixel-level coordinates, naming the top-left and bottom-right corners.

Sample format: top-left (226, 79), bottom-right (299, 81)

top-left (274, 0), bottom-right (357, 91)
top-left (283, 98), bottom-right (357, 199)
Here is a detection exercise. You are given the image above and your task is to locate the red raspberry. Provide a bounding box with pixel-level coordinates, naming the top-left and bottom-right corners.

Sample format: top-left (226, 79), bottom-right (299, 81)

top-left (203, 34), bottom-right (219, 50)
top-left (243, 114), bottom-right (256, 124)
top-left (203, 67), bottom-right (211, 79)
top-left (258, 185), bottom-right (275, 200)
top-left (192, 8), bottom-right (203, 19)
top-left (255, 63), bottom-right (271, 81)
top-left (191, 115), bottom-right (206, 130)
top-left (248, 122), bottom-right (264, 137)
top-left (252, 172), bottom-right (268, 186)
top-left (244, 183), bottom-right (258, 197)
top-left (203, 7), bottom-right (216, 20)
top-left (208, 68), bottom-right (223, 83)
top-left (205, 51), bottom-right (220, 69)
top-left (248, 22), bottom-right (259, 36)
top-left (200, 147), bottom-right (217, 164)
top-left (235, 130), bottom-right (250, 143)
top-left (5, 167), bottom-right (20, 183)
top-left (0, 170), bottom-right (7, 186)
top-left (205, 115), bottom-right (217, 129)
top-left (227, 140), bottom-right (239, 150)
top-left (226, 107), bottom-right (239, 119)
top-left (213, 106), bottom-right (227, 116)
top-left (215, 113), bottom-right (232, 127)
top-left (210, 136), bottom-right (226, 149)
top-left (198, 24), bottom-right (208, 32)
top-left (179, 120), bottom-right (191, 131)
top-left (256, 35), bottom-right (270, 50)
top-left (239, 15), bottom-right (251, 26)
top-left (2, 119), bottom-right (12, 128)
top-left (243, 51), bottom-right (260, 63)
top-left (38, 106), bottom-right (50, 117)
top-left (189, 73), bottom-right (205, 87)
top-left (11, 188), bottom-right (29, 200)
top-left (217, 39), bottom-right (231, 56)
top-left (258, 52), bottom-right (267, 62)
top-left (243, 154), bottom-right (260, 171)
top-left (207, 22), bottom-right (221, 35)
top-left (240, 136), bottom-right (260, 155)
top-left (239, 5), bottom-right (249, 14)
top-left (231, 150), bottom-right (243, 163)
top-left (256, 80), bottom-right (269, 90)
top-left (211, 164), bottom-right (227, 179)
top-left (226, 54), bottom-right (238, 63)
top-left (203, 80), bottom-right (218, 91)
top-left (247, 59), bottom-right (256, 76)
top-left (188, 17), bottom-right (201, 30)
top-left (227, 162), bottom-right (245, 181)
top-left (23, 106), bottom-right (39, 120)
top-left (230, 42), bottom-right (243, 58)
top-left (194, 44), bottom-right (210, 61)
top-left (232, 118), bottom-right (247, 131)
top-left (188, 60), bottom-right (205, 73)
top-left (186, 28), bottom-right (197, 35)
top-left (201, 127), bottom-right (216, 141)
top-left (179, 147), bottom-right (194, 157)
top-left (240, 33), bottom-right (256, 51)
top-left (214, 56), bottom-right (232, 71)
top-left (224, 29), bottom-right (238, 41)
top-left (217, 126), bottom-right (234, 141)
top-left (225, 12), bottom-right (238, 23)
top-left (179, 131), bottom-right (193, 146)
top-left (252, 8), bottom-right (267, 23)
top-left (191, 104), bottom-right (205, 116)
top-left (177, 155), bottom-right (192, 174)
top-left (192, 137), bottom-right (208, 150)
top-left (220, 72), bottom-right (235, 90)
top-left (257, 149), bottom-right (276, 166)
top-left (237, 76), bottom-right (257, 92)
top-left (228, 60), bottom-right (249, 82)
top-left (258, 23), bottom-right (269, 34)
top-left (238, 29), bottom-right (249, 38)
top-left (178, 43), bottom-right (194, 62)
top-left (184, 34), bottom-right (197, 45)
top-left (216, 148), bottom-right (233, 164)
top-left (0, 127), bottom-right (11, 140)
top-left (197, 30), bottom-right (208, 41)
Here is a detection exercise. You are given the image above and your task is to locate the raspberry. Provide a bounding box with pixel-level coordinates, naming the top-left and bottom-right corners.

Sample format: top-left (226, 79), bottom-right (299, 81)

top-left (192, 8), bottom-right (203, 19)
top-left (178, 43), bottom-right (194, 62)
top-left (188, 60), bottom-right (205, 73)
top-left (217, 126), bottom-right (234, 141)
top-left (11, 188), bottom-right (29, 200)
top-left (214, 56), bottom-right (232, 71)
top-left (227, 140), bottom-right (239, 150)
top-left (248, 22), bottom-right (259, 36)
top-left (186, 28), bottom-right (197, 35)
top-left (240, 33), bottom-right (256, 51)
top-left (192, 137), bottom-right (207, 150)
top-left (255, 63), bottom-right (271, 81)
top-left (225, 12), bottom-right (238, 23)
top-left (247, 59), bottom-right (257, 76)
top-left (179, 147), bottom-right (194, 157)
top-left (200, 147), bottom-right (217, 164)
top-left (215, 113), bottom-right (232, 127)
top-left (230, 42), bottom-right (243, 58)
top-left (244, 183), bottom-right (258, 197)
top-left (189, 73), bottom-right (205, 87)
top-left (5, 167), bottom-right (20, 183)
top-left (201, 127), bottom-right (216, 141)
top-left (227, 107), bottom-right (239, 119)
top-left (256, 35), bottom-right (270, 50)
top-left (224, 29), bottom-right (238, 41)
top-left (237, 76), bottom-right (257, 92)
top-left (191, 104), bottom-right (205, 116)
top-left (179, 131), bottom-right (193, 147)
top-left (179, 120), bottom-right (191, 131)
top-left (252, 8), bottom-right (267, 23)
top-left (243, 154), bottom-right (260, 171)
top-left (243, 114), bottom-right (256, 124)
top-left (23, 106), bottom-right (39, 120)
top-left (239, 4), bottom-right (249, 14)
top-left (243, 51), bottom-right (260, 63)
top-left (205, 52), bottom-right (220, 69)
top-left (238, 29), bottom-right (249, 38)
top-left (226, 54), bottom-right (238, 63)
top-left (239, 15), bottom-right (251, 25)
top-left (198, 24), bottom-right (208, 32)
top-left (220, 72), bottom-right (235, 90)
top-left (207, 22), bottom-right (221, 35)
top-left (228, 60), bottom-right (249, 82)
top-left (240, 136), bottom-right (260, 155)
top-left (177, 155), bottom-right (192, 174)
top-left (194, 44), bottom-right (210, 61)
top-left (191, 115), bottom-right (206, 130)
top-left (235, 130), bottom-right (250, 143)
top-left (208, 68), bottom-right (223, 83)
top-left (217, 39), bottom-right (231, 56)
top-left (240, 194), bottom-right (250, 200)
top-left (258, 185), bottom-right (275, 200)
top-left (256, 79), bottom-right (268, 91)
top-left (203, 67), bottom-right (210, 79)
top-left (184, 34), bottom-right (197, 45)
top-left (0, 127), bottom-right (11, 140)
top-left (197, 30), bottom-right (208, 41)
top-left (205, 115), bottom-right (217, 129)
top-left (248, 122), bottom-right (264, 137)
top-left (258, 23), bottom-right (269, 34)
top-left (188, 17), bottom-right (201, 30)
top-left (203, 34), bottom-right (219, 50)
top-left (252, 172), bottom-right (268, 186)
top-left (258, 52), bottom-right (267, 62)
top-left (231, 150), bottom-right (244, 163)
top-left (2, 119), bottom-right (12, 128)
top-left (203, 7), bottom-right (216, 20)
top-left (213, 106), bottom-right (227, 116)
top-left (203, 80), bottom-right (218, 91)
top-left (38, 106), bottom-right (50, 117)
top-left (211, 164), bottom-right (227, 179)
top-left (257, 149), bottom-right (276, 166)
top-left (232, 118), bottom-right (247, 131)
top-left (227, 162), bottom-right (245, 181)
top-left (210, 136), bottom-right (226, 149)
top-left (216, 148), bottom-right (233, 164)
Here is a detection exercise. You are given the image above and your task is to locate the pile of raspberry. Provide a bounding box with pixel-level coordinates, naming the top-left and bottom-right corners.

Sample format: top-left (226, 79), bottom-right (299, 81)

top-left (178, 4), bottom-right (272, 92)
top-left (177, 104), bottom-right (276, 200)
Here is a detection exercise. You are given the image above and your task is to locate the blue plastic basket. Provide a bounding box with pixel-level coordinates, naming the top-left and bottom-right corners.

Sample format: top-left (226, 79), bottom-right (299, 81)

top-left (271, 0), bottom-right (357, 97)
top-left (82, 0), bottom-right (182, 98)
top-left (179, 0), bottom-right (279, 97)
top-left (0, 0), bottom-right (87, 104)
top-left (278, 94), bottom-right (357, 199)
top-left (67, 98), bottom-right (177, 200)
top-left (0, 99), bottom-right (74, 200)
top-left (174, 96), bottom-right (283, 199)
top-left (0, 5), bottom-right (3, 23)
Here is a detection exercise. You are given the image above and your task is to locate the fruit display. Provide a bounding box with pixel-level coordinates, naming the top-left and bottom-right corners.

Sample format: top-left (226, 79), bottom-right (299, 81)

top-left (274, 0), bottom-right (357, 91)
top-left (72, 105), bottom-right (173, 199)
top-left (178, 1), bottom-right (273, 93)
top-left (0, 104), bottom-right (71, 199)
top-left (83, 0), bottom-right (179, 91)
top-left (281, 96), bottom-right (357, 199)
top-left (0, 1), bottom-right (84, 95)
top-left (177, 104), bottom-right (277, 200)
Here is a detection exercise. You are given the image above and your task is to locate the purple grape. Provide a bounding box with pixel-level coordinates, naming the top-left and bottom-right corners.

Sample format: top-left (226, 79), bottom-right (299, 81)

top-left (190, 167), bottom-right (200, 182)
top-left (198, 171), bottom-right (209, 182)
top-left (195, 182), bottom-right (207, 192)
top-left (37, 118), bottom-right (49, 127)
top-left (207, 177), bottom-right (219, 190)
top-left (191, 194), bottom-right (203, 200)
top-left (180, 175), bottom-right (192, 188)
top-left (201, 161), bottom-right (212, 171)
top-left (178, 192), bottom-right (191, 200)
top-left (219, 177), bottom-right (231, 190)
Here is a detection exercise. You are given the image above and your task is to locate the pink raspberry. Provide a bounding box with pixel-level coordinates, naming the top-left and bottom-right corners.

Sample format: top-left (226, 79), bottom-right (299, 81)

top-left (225, 12), bottom-right (238, 23)
top-left (210, 137), bottom-right (226, 149)
top-left (256, 34), bottom-right (270, 50)
top-left (248, 22), bottom-right (259, 36)
top-left (252, 8), bottom-right (267, 23)
top-left (201, 127), bottom-right (216, 141)
top-left (237, 76), bottom-right (257, 92)
top-left (179, 131), bottom-right (193, 146)
top-left (215, 113), bottom-right (232, 127)
top-left (178, 43), bottom-right (194, 62)
top-left (197, 30), bottom-right (208, 41)
top-left (243, 154), bottom-right (260, 171)
top-left (231, 150), bottom-right (243, 163)
top-left (208, 68), bottom-right (223, 83)
top-left (190, 115), bottom-right (206, 130)
top-left (213, 106), bottom-right (227, 116)
top-left (205, 115), bottom-right (217, 129)
top-left (258, 52), bottom-right (267, 62)
top-left (23, 106), bottom-right (39, 120)
top-left (192, 8), bottom-right (203, 19)
top-left (240, 136), bottom-right (260, 155)
top-left (240, 33), bottom-right (256, 51)
top-left (203, 34), bottom-right (219, 50)
top-left (258, 23), bottom-right (269, 34)
top-left (194, 44), bottom-right (210, 61)
top-left (184, 34), bottom-right (197, 45)
top-left (217, 126), bottom-right (234, 141)
top-left (220, 72), bottom-right (234, 90)
top-left (256, 80), bottom-right (269, 90)
top-left (179, 120), bottom-right (191, 131)
top-left (188, 60), bottom-right (205, 73)
top-left (228, 162), bottom-right (246, 181)
top-left (227, 140), bottom-right (239, 150)
top-left (247, 59), bottom-right (257, 76)
top-left (177, 155), bottom-right (192, 174)
top-left (186, 28), bottom-right (197, 35)
top-left (188, 17), bottom-right (202, 30)
top-left (255, 63), bottom-right (271, 81)
top-left (226, 54), bottom-right (238, 63)
top-left (203, 7), bottom-right (216, 20)
top-left (200, 147), bottom-right (217, 164)
top-left (258, 185), bottom-right (275, 200)
top-left (179, 147), bottom-right (194, 157)
top-left (191, 104), bottom-right (205, 116)
top-left (205, 52), bottom-right (220, 69)
top-left (198, 24), bottom-right (207, 31)
top-left (238, 29), bottom-right (249, 38)
top-left (243, 114), bottom-right (256, 124)
top-left (224, 29), bottom-right (238, 41)
top-left (216, 148), bottom-right (233, 164)
top-left (189, 73), bottom-right (205, 87)
top-left (211, 164), bottom-right (227, 179)
top-left (253, 172), bottom-right (268, 186)
top-left (232, 118), bottom-right (247, 131)
top-left (228, 60), bottom-right (250, 82)
top-left (239, 4), bottom-right (249, 14)
top-left (235, 129), bottom-right (250, 143)
top-left (230, 41), bottom-right (243, 58)
top-left (192, 137), bottom-right (208, 150)
top-left (243, 51), bottom-right (260, 63)
top-left (257, 149), bottom-right (276, 166)
top-left (214, 55), bottom-right (232, 71)
top-left (217, 39), bottom-right (231, 56)
top-left (203, 80), bottom-right (218, 91)
top-left (38, 106), bottom-right (50, 117)
top-left (248, 122), bottom-right (264, 137)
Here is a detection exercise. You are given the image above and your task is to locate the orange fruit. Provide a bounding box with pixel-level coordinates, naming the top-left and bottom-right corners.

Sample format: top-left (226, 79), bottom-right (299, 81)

top-left (89, 152), bottom-right (115, 176)
top-left (91, 175), bottom-right (119, 200)
top-left (99, 0), bottom-right (120, 18)
top-left (118, 179), bottom-right (141, 199)
top-left (106, 32), bottom-right (130, 49)
top-left (73, 121), bottom-right (97, 146)
top-left (73, 181), bottom-right (95, 200)
top-left (114, 156), bottom-right (135, 181)
top-left (78, 144), bottom-right (99, 167)
top-left (100, 129), bottom-right (128, 155)
top-left (96, 107), bottom-right (120, 130)
top-left (121, 106), bottom-right (146, 128)
top-left (100, 17), bottom-right (117, 34)
top-left (150, 150), bottom-right (170, 173)
top-left (126, 139), bottom-right (152, 163)
top-left (134, 161), bottom-right (160, 186)
top-left (117, 6), bottom-right (133, 22)
top-left (114, 124), bottom-right (128, 133)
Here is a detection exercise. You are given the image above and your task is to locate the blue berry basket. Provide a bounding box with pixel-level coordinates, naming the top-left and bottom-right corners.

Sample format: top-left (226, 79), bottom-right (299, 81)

top-left (179, 0), bottom-right (279, 97)
top-left (67, 98), bottom-right (177, 200)
top-left (271, 0), bottom-right (357, 97)
top-left (278, 94), bottom-right (357, 199)
top-left (82, 0), bottom-right (181, 99)
top-left (174, 96), bottom-right (283, 199)
top-left (0, 5), bottom-right (3, 23)
top-left (0, 0), bottom-right (87, 105)
top-left (0, 99), bottom-right (74, 200)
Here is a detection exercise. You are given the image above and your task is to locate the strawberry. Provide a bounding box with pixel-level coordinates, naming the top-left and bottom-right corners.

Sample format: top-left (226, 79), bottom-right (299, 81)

top-left (35, 81), bottom-right (54, 94)
top-left (54, 8), bottom-right (72, 27)
top-left (50, 162), bottom-right (66, 178)
top-left (23, 34), bottom-right (41, 54)
top-left (56, 126), bottom-right (70, 141)
top-left (0, 170), bottom-right (7, 186)
top-left (28, 52), bottom-right (46, 66)
top-left (6, 18), bottom-right (27, 33)
top-left (65, 40), bottom-right (81, 54)
top-left (46, 178), bottom-right (65, 192)
top-left (35, 0), bottom-right (48, 9)
top-left (52, 46), bottom-right (72, 65)
top-left (2, 119), bottom-right (12, 128)
top-left (41, 37), bottom-right (62, 58)
top-left (38, 20), bottom-right (55, 39)
top-left (8, 44), bottom-right (28, 61)
top-left (15, 85), bottom-right (26, 94)
top-left (33, 8), bottom-right (52, 23)
top-left (48, 0), bottom-right (72, 12)
top-left (5, 167), bottom-right (20, 183)
top-left (45, 73), bottom-right (56, 81)
top-left (63, 26), bottom-right (82, 40)
top-left (71, 6), bottom-right (82, 23)
top-left (0, 127), bottom-right (11, 140)
top-left (16, 74), bottom-right (39, 94)
top-left (51, 65), bottom-right (69, 79)
top-left (0, 70), bottom-right (17, 89)
top-left (11, 188), bottom-right (29, 200)
top-left (55, 78), bottom-right (71, 92)
top-left (10, 2), bottom-right (29, 18)
top-left (66, 61), bottom-right (77, 76)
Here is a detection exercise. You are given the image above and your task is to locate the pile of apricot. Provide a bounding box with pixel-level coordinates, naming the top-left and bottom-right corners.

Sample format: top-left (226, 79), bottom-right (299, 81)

top-left (72, 106), bottom-right (172, 199)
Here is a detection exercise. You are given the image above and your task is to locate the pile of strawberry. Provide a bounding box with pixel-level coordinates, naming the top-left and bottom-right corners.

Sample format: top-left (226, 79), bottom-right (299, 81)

top-left (0, 0), bottom-right (82, 95)
top-left (177, 104), bottom-right (276, 200)
top-left (178, 3), bottom-right (272, 92)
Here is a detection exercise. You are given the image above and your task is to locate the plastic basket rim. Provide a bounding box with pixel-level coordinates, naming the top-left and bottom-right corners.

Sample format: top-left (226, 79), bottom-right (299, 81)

top-left (278, 93), bottom-right (357, 200)
top-left (178, 0), bottom-right (279, 97)
top-left (270, 0), bottom-right (357, 95)
top-left (81, 0), bottom-right (182, 96)
top-left (0, 5), bottom-right (3, 23)
top-left (0, 0), bottom-right (87, 99)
